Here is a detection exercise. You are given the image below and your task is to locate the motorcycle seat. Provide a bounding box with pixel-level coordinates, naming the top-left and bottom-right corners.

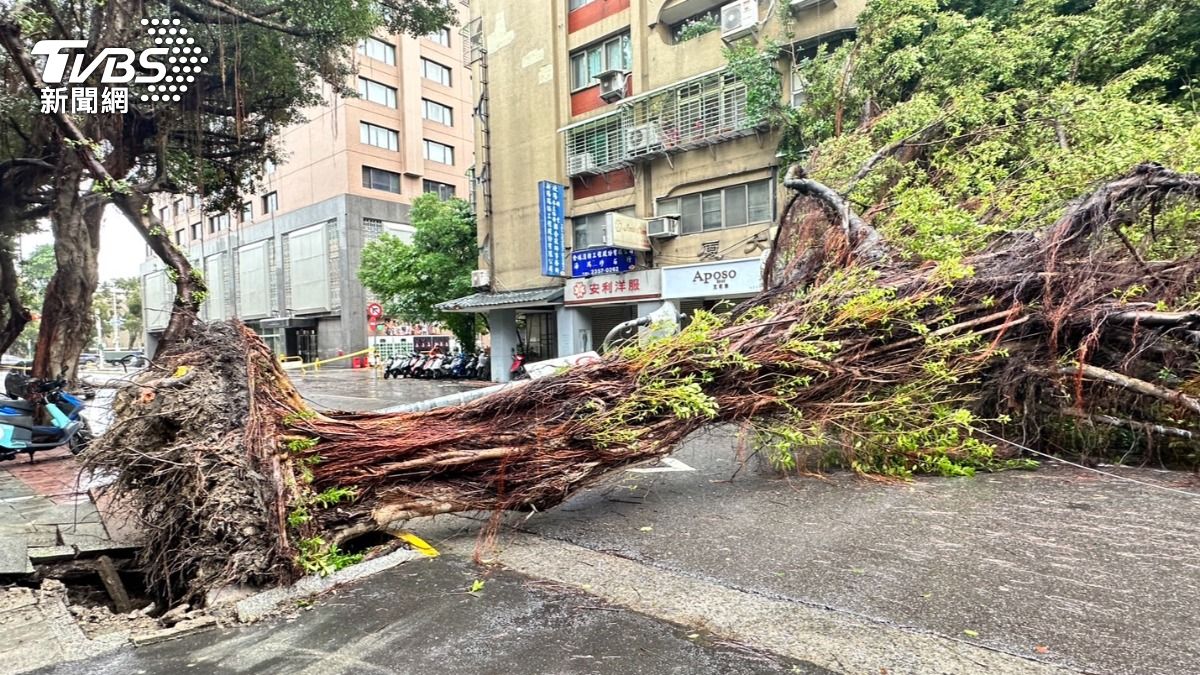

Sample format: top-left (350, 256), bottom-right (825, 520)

top-left (0, 399), bottom-right (36, 413)
top-left (0, 414), bottom-right (34, 430)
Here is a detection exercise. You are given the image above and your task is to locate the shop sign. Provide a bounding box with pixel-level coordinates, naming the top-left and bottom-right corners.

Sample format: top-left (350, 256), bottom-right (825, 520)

top-left (538, 181), bottom-right (566, 277)
top-left (565, 269), bottom-right (662, 306)
top-left (571, 247), bottom-right (636, 277)
top-left (605, 213), bottom-right (651, 252)
top-left (662, 257), bottom-right (763, 299)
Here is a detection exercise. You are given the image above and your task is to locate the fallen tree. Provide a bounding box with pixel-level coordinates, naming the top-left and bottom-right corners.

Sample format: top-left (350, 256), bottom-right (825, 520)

top-left (87, 163), bottom-right (1200, 604)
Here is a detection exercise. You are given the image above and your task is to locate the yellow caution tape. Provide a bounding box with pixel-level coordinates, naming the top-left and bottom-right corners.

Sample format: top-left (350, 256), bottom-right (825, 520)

top-left (396, 532), bottom-right (439, 558)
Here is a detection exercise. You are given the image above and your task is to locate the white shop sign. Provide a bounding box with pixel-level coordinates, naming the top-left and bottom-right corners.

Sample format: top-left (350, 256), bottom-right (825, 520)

top-left (565, 269), bottom-right (662, 306)
top-left (662, 257), bottom-right (763, 299)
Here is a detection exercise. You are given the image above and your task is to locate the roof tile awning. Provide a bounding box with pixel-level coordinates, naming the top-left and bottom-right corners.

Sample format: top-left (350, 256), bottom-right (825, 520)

top-left (436, 286), bottom-right (564, 313)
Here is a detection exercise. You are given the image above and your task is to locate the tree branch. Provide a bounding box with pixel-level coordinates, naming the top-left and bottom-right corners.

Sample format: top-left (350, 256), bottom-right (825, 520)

top-left (1056, 363), bottom-right (1200, 415)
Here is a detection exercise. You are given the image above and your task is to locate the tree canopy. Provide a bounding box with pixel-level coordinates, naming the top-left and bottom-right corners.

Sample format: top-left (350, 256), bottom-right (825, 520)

top-left (358, 195), bottom-right (480, 352)
top-left (782, 0), bottom-right (1200, 262)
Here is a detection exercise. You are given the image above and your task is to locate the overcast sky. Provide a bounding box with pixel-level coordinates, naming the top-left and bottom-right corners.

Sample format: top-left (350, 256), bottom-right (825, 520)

top-left (20, 205), bottom-right (147, 282)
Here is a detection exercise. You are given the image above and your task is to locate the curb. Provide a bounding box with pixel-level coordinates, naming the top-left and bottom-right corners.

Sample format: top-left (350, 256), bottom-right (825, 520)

top-left (233, 547), bottom-right (423, 622)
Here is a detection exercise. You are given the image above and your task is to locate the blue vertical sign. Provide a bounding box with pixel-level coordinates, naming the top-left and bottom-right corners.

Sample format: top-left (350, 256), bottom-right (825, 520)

top-left (538, 180), bottom-right (566, 277)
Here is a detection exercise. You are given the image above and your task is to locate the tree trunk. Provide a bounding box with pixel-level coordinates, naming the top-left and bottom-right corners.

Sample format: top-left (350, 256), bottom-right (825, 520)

top-left (0, 21), bottom-right (202, 359)
top-left (0, 241), bottom-right (31, 356)
top-left (32, 163), bottom-right (102, 382)
top-left (108, 191), bottom-right (203, 355)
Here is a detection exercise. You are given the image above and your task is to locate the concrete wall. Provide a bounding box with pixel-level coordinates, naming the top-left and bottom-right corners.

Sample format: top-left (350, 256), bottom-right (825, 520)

top-left (469, 0), bottom-right (866, 296)
top-left (143, 193), bottom-right (414, 360)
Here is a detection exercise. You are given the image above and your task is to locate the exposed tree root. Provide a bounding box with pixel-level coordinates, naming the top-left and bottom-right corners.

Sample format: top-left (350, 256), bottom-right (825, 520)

top-left (86, 163), bottom-right (1200, 604)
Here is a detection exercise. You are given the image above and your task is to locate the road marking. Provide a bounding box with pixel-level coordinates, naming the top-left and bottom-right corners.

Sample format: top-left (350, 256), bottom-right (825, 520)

top-left (627, 458), bottom-right (695, 474)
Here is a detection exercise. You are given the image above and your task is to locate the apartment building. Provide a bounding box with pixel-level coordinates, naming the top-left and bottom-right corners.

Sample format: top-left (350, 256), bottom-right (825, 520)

top-left (440, 0), bottom-right (863, 380)
top-left (141, 12), bottom-right (473, 361)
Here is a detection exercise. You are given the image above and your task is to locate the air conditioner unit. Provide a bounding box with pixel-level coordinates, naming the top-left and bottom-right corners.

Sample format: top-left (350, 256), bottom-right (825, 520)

top-left (721, 0), bottom-right (759, 42)
top-left (567, 152), bottom-right (595, 175)
top-left (597, 69), bottom-right (628, 103)
top-left (470, 269), bottom-right (490, 288)
top-left (625, 124), bottom-right (662, 153)
top-left (790, 0), bottom-right (833, 10)
top-left (647, 216), bottom-right (680, 239)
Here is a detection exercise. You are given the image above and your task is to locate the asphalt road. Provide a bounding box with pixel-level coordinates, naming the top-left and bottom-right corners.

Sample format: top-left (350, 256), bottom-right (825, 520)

top-left (54, 369), bottom-right (1200, 674)
top-left (497, 429), bottom-right (1200, 674)
top-left (39, 556), bottom-right (816, 675)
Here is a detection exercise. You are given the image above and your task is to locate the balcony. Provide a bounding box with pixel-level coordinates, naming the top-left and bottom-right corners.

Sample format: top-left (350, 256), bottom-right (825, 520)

top-left (563, 67), bottom-right (766, 177)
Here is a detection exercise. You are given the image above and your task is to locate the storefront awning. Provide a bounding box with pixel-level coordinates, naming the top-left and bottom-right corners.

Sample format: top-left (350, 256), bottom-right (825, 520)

top-left (436, 286), bottom-right (564, 313)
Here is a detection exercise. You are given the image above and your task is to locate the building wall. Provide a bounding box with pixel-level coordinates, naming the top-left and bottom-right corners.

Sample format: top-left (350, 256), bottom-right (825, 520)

top-left (145, 7), bottom-right (474, 358)
top-left (469, 0), bottom-right (865, 296)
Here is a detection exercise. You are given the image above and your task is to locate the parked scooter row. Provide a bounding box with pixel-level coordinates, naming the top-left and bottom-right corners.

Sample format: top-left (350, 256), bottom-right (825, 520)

top-left (0, 371), bottom-right (92, 461)
top-left (382, 347), bottom-right (491, 380)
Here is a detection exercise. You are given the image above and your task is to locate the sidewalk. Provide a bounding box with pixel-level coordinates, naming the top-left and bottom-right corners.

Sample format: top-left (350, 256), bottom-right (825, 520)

top-left (0, 447), bottom-right (119, 574)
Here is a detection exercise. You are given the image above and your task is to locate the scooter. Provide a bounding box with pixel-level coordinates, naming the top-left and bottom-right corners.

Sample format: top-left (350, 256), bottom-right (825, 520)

top-left (0, 372), bottom-right (92, 461)
top-left (398, 352), bottom-right (421, 378)
top-left (474, 349), bottom-right (491, 380)
top-left (510, 347), bottom-right (528, 380)
top-left (460, 352), bottom-right (478, 379)
top-left (445, 350), bottom-right (466, 379)
top-left (424, 348), bottom-right (447, 379)
top-left (382, 354), bottom-right (404, 379)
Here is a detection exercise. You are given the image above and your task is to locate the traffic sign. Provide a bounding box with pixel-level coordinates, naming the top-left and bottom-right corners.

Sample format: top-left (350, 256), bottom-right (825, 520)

top-left (367, 303), bottom-right (384, 318)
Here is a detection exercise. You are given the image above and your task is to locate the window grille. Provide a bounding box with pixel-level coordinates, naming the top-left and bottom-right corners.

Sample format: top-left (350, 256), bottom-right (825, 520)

top-left (564, 68), bottom-right (764, 177)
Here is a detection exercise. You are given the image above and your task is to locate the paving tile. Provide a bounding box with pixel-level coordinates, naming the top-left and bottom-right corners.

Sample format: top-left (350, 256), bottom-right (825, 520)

top-left (0, 537), bottom-right (32, 574)
top-left (27, 545), bottom-right (76, 564)
top-left (17, 529), bottom-right (59, 548)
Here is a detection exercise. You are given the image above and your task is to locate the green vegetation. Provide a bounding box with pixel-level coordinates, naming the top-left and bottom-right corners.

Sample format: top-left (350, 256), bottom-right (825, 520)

top-left (723, 40), bottom-right (784, 127)
top-left (296, 536), bottom-right (363, 577)
top-left (677, 15), bottom-right (719, 42)
top-left (782, 0), bottom-right (1200, 262)
top-left (358, 194), bottom-right (481, 351)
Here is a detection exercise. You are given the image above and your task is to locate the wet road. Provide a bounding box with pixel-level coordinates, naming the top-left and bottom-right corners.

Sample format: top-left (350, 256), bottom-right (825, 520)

top-left (38, 556), bottom-right (820, 675)
top-left (59, 368), bottom-right (1200, 674)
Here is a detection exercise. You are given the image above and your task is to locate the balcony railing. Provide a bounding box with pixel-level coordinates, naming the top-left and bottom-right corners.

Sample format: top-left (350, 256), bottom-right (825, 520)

top-left (563, 67), bottom-right (765, 177)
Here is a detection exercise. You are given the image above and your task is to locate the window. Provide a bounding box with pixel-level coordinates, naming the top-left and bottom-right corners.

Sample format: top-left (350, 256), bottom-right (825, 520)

top-left (421, 99), bottom-right (453, 126)
top-left (358, 77), bottom-right (397, 108)
top-left (240, 202), bottom-right (252, 223)
top-left (790, 67), bottom-right (808, 108)
top-left (262, 191), bottom-right (279, 214)
top-left (655, 179), bottom-right (774, 234)
top-left (572, 212), bottom-right (607, 251)
top-left (570, 32), bottom-right (631, 90)
top-left (426, 27), bottom-right (451, 47)
top-left (421, 58), bottom-right (452, 86)
top-left (208, 213), bottom-right (230, 233)
top-left (423, 179), bottom-right (456, 200)
top-left (159, 206), bottom-right (169, 224)
top-left (188, 195), bottom-right (199, 209)
top-left (190, 222), bottom-right (201, 239)
top-left (357, 37), bottom-right (396, 65)
top-left (423, 139), bottom-right (454, 165)
top-left (174, 229), bottom-right (184, 245)
top-left (359, 122), bottom-right (400, 150)
top-left (362, 166), bottom-right (401, 194)
top-left (264, 159), bottom-right (276, 174)
top-left (569, 0), bottom-right (596, 9)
